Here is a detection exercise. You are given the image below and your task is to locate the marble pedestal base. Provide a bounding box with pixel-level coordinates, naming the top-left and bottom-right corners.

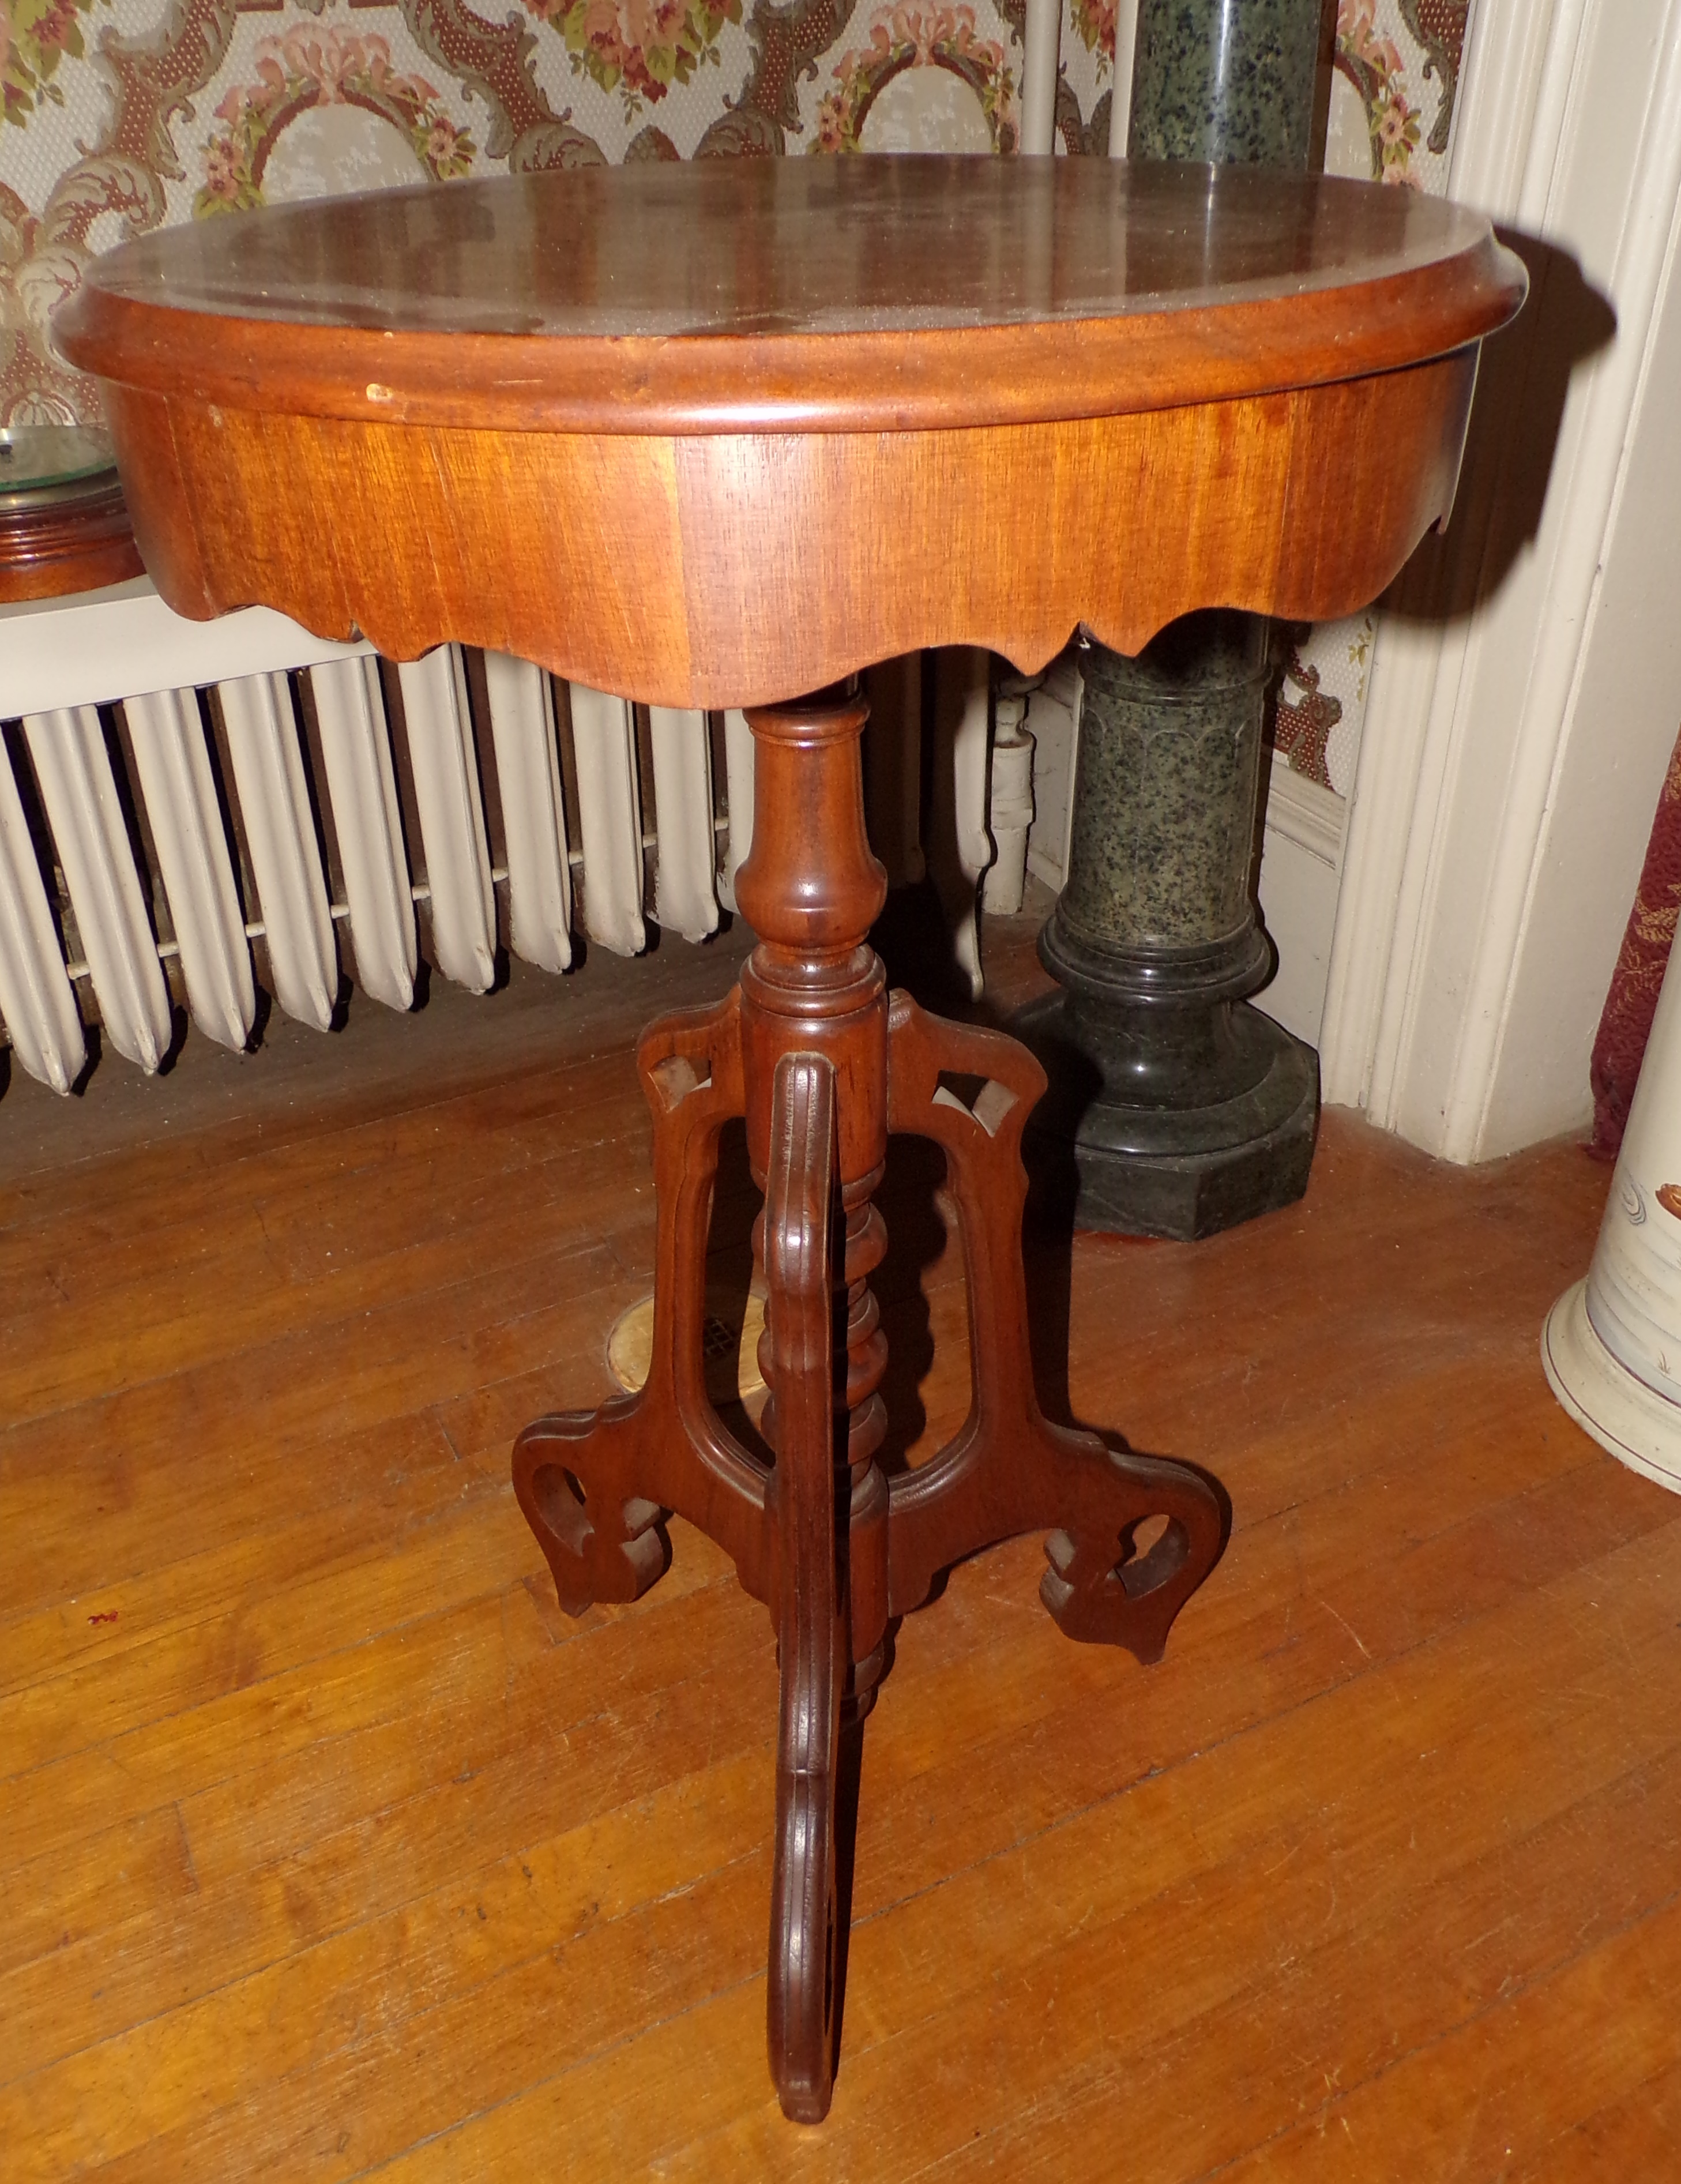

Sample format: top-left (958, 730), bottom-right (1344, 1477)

top-left (1017, 924), bottom-right (1318, 1240)
top-left (1022, 612), bottom-right (1320, 1240)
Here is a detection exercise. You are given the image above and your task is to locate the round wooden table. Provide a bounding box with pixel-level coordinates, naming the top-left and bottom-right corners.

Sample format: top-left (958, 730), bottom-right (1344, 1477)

top-left (0, 423), bottom-right (142, 604)
top-left (58, 156), bottom-right (1524, 2123)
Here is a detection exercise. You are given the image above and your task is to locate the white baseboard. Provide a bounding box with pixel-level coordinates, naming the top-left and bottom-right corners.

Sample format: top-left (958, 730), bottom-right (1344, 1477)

top-left (1257, 769), bottom-right (1347, 1048)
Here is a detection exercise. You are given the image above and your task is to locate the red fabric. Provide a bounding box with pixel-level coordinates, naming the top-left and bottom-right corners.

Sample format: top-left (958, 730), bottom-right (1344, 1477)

top-left (1591, 726), bottom-right (1681, 1155)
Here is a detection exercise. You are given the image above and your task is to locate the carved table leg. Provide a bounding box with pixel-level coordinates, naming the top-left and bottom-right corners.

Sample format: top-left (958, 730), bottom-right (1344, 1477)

top-left (512, 989), bottom-right (776, 1613)
top-left (762, 1051), bottom-right (845, 2122)
top-left (885, 993), bottom-right (1227, 1661)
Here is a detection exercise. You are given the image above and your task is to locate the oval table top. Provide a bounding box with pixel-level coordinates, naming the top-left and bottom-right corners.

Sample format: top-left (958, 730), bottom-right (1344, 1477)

top-left (59, 157), bottom-right (1522, 437)
top-left (55, 158), bottom-right (1526, 708)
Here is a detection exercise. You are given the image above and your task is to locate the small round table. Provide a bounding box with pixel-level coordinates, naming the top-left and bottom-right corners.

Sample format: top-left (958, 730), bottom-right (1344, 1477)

top-left (58, 156), bottom-right (1524, 2123)
top-left (0, 422), bottom-right (142, 604)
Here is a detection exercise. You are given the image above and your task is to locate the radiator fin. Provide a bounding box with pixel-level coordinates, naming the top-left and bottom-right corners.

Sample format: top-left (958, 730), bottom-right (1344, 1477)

top-left (122, 685), bottom-right (255, 1054)
top-left (217, 670), bottom-right (337, 1032)
top-left (0, 735), bottom-right (85, 1093)
top-left (567, 684), bottom-right (646, 958)
top-left (648, 707), bottom-right (719, 945)
top-left (23, 706), bottom-right (172, 1072)
top-left (309, 656), bottom-right (417, 1014)
top-left (719, 708), bottom-right (754, 914)
top-left (0, 620), bottom-right (953, 1092)
top-left (484, 652), bottom-right (573, 975)
top-left (397, 646), bottom-right (496, 994)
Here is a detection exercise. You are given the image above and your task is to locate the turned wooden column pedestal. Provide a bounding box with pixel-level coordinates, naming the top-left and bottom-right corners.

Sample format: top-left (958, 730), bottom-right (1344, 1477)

top-left (511, 691), bottom-right (1226, 2120)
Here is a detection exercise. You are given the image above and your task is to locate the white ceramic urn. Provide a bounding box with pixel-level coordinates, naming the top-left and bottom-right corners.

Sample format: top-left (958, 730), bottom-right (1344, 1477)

top-left (1545, 930), bottom-right (1681, 1489)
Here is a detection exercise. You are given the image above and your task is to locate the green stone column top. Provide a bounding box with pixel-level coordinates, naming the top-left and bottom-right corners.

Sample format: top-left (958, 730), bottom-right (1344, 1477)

top-left (1129, 0), bottom-right (1329, 168)
top-left (1016, 0), bottom-right (1332, 1237)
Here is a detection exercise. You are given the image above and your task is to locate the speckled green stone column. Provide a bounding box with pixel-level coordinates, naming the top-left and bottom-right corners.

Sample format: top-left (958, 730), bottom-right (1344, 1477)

top-left (1018, 0), bottom-right (1328, 1240)
top-left (1129, 0), bottom-right (1327, 165)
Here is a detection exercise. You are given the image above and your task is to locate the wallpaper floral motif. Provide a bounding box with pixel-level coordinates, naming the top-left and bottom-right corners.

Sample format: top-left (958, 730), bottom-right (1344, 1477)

top-left (0, 0), bottom-right (1473, 788)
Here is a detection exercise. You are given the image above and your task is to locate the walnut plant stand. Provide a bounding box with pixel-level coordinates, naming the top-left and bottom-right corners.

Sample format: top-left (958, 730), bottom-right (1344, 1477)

top-left (59, 155), bottom-right (1524, 2122)
top-left (513, 688), bottom-right (1223, 2114)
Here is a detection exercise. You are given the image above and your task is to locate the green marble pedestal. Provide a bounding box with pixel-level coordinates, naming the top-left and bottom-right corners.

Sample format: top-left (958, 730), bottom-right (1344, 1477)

top-left (1018, 0), bottom-right (1329, 1240)
top-left (1018, 619), bottom-right (1318, 1239)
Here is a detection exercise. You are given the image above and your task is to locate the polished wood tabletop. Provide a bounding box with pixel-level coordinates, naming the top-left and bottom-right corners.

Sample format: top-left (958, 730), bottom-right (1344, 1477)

top-left (61, 159), bottom-right (1515, 431)
top-left (57, 157), bottom-right (1524, 709)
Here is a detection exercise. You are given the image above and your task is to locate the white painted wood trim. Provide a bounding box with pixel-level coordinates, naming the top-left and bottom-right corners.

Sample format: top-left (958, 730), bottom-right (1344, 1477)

top-left (1110, 0), bottom-right (1137, 157)
top-left (1263, 766), bottom-right (1345, 871)
top-left (1321, 0), bottom-right (1681, 1159)
top-left (1021, 0), bottom-right (1060, 154)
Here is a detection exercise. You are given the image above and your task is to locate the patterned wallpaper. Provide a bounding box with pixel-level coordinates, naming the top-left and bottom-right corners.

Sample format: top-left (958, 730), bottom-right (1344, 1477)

top-left (1, 0), bottom-right (1472, 790)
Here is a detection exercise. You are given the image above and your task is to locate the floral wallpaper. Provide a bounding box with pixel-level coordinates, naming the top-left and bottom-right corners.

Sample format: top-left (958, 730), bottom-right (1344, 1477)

top-left (0, 0), bottom-right (1472, 789)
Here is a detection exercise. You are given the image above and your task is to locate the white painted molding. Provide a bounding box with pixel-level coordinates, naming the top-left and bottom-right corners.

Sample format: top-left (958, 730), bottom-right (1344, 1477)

top-left (0, 576), bottom-right (370, 721)
top-left (1263, 766), bottom-right (1344, 871)
top-left (1322, 0), bottom-right (1681, 1160)
top-left (1110, 0), bottom-right (1137, 157)
top-left (1255, 772), bottom-right (1347, 1048)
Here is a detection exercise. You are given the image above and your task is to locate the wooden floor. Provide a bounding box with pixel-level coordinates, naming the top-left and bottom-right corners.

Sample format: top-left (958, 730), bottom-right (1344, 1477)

top-left (4, 907), bottom-right (1678, 2183)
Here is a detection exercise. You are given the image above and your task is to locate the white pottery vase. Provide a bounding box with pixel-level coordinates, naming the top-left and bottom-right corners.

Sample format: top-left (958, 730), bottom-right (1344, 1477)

top-left (1544, 927), bottom-right (1681, 1489)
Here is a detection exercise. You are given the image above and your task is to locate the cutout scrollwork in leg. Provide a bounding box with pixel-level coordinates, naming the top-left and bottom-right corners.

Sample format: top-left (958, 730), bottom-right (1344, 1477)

top-left (885, 993), bottom-right (1225, 1663)
top-left (514, 993), bottom-right (772, 1619)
